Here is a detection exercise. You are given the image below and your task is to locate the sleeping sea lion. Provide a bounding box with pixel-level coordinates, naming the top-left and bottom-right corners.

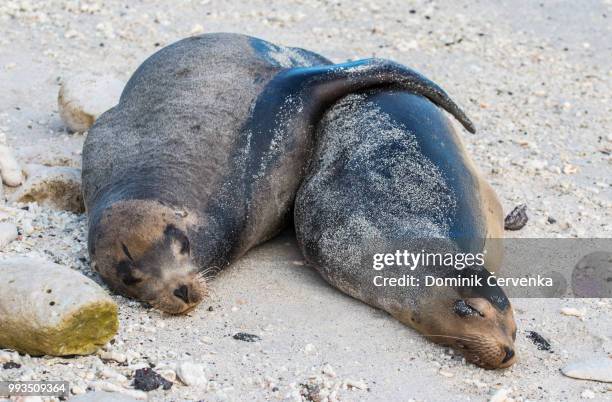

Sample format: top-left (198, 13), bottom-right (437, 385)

top-left (294, 90), bottom-right (517, 369)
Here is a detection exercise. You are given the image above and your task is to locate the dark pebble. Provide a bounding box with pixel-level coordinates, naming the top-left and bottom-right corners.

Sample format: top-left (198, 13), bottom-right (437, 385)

top-left (233, 332), bottom-right (261, 342)
top-left (132, 367), bottom-right (173, 391)
top-left (2, 362), bottom-right (21, 370)
top-left (504, 204), bottom-right (528, 230)
top-left (526, 330), bottom-right (552, 351)
top-left (547, 216), bottom-right (557, 224)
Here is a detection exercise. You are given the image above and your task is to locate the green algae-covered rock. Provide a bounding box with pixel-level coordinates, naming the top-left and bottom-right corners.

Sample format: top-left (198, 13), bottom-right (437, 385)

top-left (0, 256), bottom-right (118, 356)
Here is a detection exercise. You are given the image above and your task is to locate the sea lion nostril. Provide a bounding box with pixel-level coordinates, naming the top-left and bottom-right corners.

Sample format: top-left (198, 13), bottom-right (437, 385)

top-left (173, 285), bottom-right (189, 303)
top-left (502, 346), bottom-right (515, 363)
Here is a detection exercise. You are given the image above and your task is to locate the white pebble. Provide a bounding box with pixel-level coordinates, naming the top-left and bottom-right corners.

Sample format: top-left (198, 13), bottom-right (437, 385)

top-left (70, 385), bottom-right (86, 395)
top-left (322, 364), bottom-right (336, 378)
top-left (125, 350), bottom-right (141, 364)
top-left (0, 222), bottom-right (18, 249)
top-left (98, 351), bottom-right (127, 363)
top-left (0, 145), bottom-right (23, 187)
top-left (304, 343), bottom-right (316, 354)
top-left (580, 389), bottom-right (595, 399)
top-left (190, 24), bottom-right (204, 34)
top-left (0, 350), bottom-right (19, 364)
top-left (159, 369), bottom-right (177, 383)
top-left (561, 307), bottom-right (585, 318)
top-left (21, 219), bottom-right (34, 235)
top-left (489, 388), bottom-right (511, 402)
top-left (98, 367), bottom-right (128, 383)
top-left (176, 361), bottom-right (207, 386)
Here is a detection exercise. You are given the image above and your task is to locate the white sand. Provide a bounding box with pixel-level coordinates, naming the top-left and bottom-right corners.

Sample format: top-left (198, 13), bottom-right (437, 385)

top-left (0, 0), bottom-right (610, 401)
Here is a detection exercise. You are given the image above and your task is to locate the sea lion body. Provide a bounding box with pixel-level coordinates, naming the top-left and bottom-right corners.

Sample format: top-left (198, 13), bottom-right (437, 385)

top-left (83, 33), bottom-right (475, 314)
top-left (294, 90), bottom-right (517, 369)
top-left (84, 34), bottom-right (332, 313)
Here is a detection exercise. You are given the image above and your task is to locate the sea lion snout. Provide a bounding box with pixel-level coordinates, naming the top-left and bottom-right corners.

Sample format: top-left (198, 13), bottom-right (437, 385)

top-left (148, 270), bottom-right (207, 314)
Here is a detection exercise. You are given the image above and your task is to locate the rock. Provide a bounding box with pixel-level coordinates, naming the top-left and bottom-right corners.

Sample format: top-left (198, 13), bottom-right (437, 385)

top-left (526, 331), bottom-right (552, 351)
top-left (0, 256), bottom-right (118, 356)
top-left (0, 350), bottom-right (17, 363)
top-left (563, 164), bottom-right (579, 175)
top-left (98, 351), bottom-right (127, 363)
top-left (132, 367), bottom-right (172, 391)
top-left (0, 144), bottom-right (24, 187)
top-left (560, 307), bottom-right (585, 318)
top-left (562, 357), bottom-right (612, 383)
top-left (0, 222), bottom-right (18, 249)
top-left (322, 364), bottom-right (336, 378)
top-left (232, 332), bottom-right (261, 342)
top-left (158, 368), bottom-right (177, 383)
top-left (98, 367), bottom-right (128, 383)
top-left (71, 385), bottom-right (87, 395)
top-left (304, 343), bottom-right (316, 354)
top-left (71, 391), bottom-right (141, 402)
top-left (489, 388), bottom-right (511, 402)
top-left (580, 389), bottom-right (595, 399)
top-left (3, 361), bottom-right (21, 369)
top-left (21, 218), bottom-right (34, 235)
top-left (504, 204), bottom-right (528, 230)
top-left (125, 350), bottom-right (141, 364)
top-left (58, 74), bottom-right (124, 132)
top-left (10, 165), bottom-right (84, 213)
top-left (176, 361), bottom-right (207, 386)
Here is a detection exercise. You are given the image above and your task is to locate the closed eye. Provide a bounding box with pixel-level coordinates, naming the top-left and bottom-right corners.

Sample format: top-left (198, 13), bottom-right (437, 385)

top-left (116, 260), bottom-right (141, 285)
top-left (453, 300), bottom-right (484, 318)
top-left (121, 243), bottom-right (134, 261)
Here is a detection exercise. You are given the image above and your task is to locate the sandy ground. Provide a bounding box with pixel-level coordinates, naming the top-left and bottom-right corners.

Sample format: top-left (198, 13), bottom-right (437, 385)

top-left (0, 0), bottom-right (611, 401)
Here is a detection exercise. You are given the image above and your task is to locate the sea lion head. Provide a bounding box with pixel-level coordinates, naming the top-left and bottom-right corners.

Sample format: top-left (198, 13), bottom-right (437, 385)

top-left (90, 200), bottom-right (206, 314)
top-left (401, 273), bottom-right (517, 369)
top-left (392, 269), bottom-right (517, 369)
top-left (426, 296), bottom-right (516, 369)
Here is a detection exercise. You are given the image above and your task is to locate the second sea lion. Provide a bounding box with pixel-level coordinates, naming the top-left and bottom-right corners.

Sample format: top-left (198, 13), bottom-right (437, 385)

top-left (294, 90), bottom-right (516, 369)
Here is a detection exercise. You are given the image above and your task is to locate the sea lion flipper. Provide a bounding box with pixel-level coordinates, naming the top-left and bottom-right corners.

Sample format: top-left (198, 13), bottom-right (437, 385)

top-left (244, 58), bottom-right (475, 179)
top-left (280, 58), bottom-right (476, 133)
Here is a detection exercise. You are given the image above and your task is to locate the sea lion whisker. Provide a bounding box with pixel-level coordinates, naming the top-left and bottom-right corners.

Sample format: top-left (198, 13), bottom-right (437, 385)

top-left (421, 334), bottom-right (485, 343)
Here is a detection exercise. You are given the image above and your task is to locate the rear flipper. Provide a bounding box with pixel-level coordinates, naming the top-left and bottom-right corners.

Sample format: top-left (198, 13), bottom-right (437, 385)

top-left (290, 58), bottom-right (476, 133)
top-left (244, 58), bottom-right (475, 178)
